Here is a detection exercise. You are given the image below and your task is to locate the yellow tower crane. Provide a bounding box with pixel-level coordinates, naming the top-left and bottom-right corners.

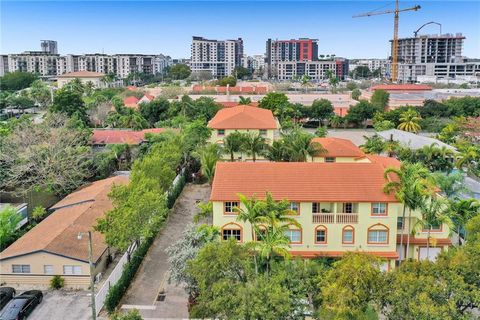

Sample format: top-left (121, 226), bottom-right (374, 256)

top-left (353, 0), bottom-right (421, 82)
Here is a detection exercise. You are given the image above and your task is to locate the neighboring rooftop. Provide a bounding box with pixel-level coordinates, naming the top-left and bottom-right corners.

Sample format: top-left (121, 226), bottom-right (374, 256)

top-left (377, 129), bottom-right (456, 151)
top-left (370, 84), bottom-right (433, 91)
top-left (208, 105), bottom-right (277, 130)
top-left (312, 137), bottom-right (366, 158)
top-left (123, 96), bottom-right (140, 107)
top-left (0, 176), bottom-right (128, 263)
top-left (91, 128), bottom-right (170, 145)
top-left (210, 162), bottom-right (399, 202)
top-left (57, 71), bottom-right (105, 78)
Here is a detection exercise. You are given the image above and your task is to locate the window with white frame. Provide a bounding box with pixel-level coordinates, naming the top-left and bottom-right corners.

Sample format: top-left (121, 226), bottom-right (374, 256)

top-left (312, 202), bottom-right (320, 214)
top-left (368, 230), bottom-right (388, 244)
top-left (224, 201), bottom-right (239, 214)
top-left (342, 228), bottom-right (354, 244)
top-left (284, 229), bottom-right (301, 243)
top-left (372, 203), bottom-right (387, 215)
top-left (343, 202), bottom-right (353, 213)
top-left (222, 228), bottom-right (241, 241)
top-left (44, 265), bottom-right (54, 275)
top-left (290, 202), bottom-right (300, 213)
top-left (63, 265), bottom-right (82, 275)
top-left (12, 264), bottom-right (30, 273)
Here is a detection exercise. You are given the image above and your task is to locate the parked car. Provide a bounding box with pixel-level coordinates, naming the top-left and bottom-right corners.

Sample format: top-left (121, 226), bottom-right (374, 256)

top-left (0, 290), bottom-right (43, 320)
top-left (0, 288), bottom-right (16, 311)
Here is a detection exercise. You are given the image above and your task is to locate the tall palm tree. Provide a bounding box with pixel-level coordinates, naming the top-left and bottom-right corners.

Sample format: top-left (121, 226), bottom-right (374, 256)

top-left (456, 146), bottom-right (479, 172)
top-left (238, 96), bottom-right (252, 105)
top-left (251, 225), bottom-right (291, 275)
top-left (360, 135), bottom-right (386, 155)
top-left (223, 132), bottom-right (245, 161)
top-left (329, 115), bottom-right (343, 129)
top-left (384, 163), bottom-right (435, 260)
top-left (257, 193), bottom-right (301, 229)
top-left (242, 132), bottom-right (266, 162)
top-left (265, 140), bottom-right (286, 162)
top-left (397, 109), bottom-right (422, 133)
top-left (414, 196), bottom-right (452, 259)
top-left (198, 144), bottom-right (222, 184)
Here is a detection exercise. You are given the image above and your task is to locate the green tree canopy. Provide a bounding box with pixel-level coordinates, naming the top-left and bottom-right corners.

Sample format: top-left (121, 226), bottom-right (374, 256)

top-left (168, 64), bottom-right (191, 80)
top-left (0, 71), bottom-right (38, 91)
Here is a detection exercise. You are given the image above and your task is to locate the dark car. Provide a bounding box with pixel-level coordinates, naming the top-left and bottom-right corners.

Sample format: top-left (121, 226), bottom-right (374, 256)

top-left (0, 290), bottom-right (42, 320)
top-left (0, 288), bottom-right (16, 311)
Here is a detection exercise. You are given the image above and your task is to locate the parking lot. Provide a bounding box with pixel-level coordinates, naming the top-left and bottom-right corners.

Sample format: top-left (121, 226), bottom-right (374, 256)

top-left (28, 290), bottom-right (91, 320)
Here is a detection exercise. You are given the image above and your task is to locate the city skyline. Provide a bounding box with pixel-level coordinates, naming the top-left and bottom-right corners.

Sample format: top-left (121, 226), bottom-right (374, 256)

top-left (1, 1), bottom-right (479, 59)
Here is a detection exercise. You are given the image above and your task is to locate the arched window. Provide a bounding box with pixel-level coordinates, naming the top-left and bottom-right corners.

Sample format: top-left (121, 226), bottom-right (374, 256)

top-left (342, 225), bottom-right (355, 244)
top-left (315, 225), bottom-right (328, 244)
top-left (367, 224), bottom-right (389, 244)
top-left (221, 223), bottom-right (243, 242)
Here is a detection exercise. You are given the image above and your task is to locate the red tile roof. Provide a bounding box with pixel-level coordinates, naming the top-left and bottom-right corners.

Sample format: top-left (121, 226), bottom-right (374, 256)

top-left (366, 154), bottom-right (401, 169)
top-left (0, 176), bottom-right (128, 263)
top-left (123, 96), bottom-right (139, 106)
top-left (397, 235), bottom-right (451, 245)
top-left (313, 137), bottom-right (365, 158)
top-left (208, 106), bottom-right (277, 130)
top-left (217, 102), bottom-right (259, 108)
top-left (210, 162), bottom-right (398, 202)
top-left (142, 94), bottom-right (155, 101)
top-left (371, 84), bottom-right (432, 91)
top-left (91, 128), bottom-right (169, 145)
top-left (57, 71), bottom-right (105, 78)
top-left (291, 251), bottom-right (399, 259)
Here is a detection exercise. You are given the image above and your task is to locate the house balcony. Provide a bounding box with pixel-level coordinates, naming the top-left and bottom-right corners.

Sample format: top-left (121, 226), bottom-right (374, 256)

top-left (312, 213), bottom-right (358, 224)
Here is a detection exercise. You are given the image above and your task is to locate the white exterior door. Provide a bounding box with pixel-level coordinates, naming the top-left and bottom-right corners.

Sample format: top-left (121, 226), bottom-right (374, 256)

top-left (419, 247), bottom-right (442, 261)
top-left (396, 244), bottom-right (405, 260)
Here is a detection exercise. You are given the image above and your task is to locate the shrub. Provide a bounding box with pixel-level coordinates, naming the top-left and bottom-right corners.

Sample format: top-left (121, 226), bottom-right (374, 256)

top-left (50, 275), bottom-right (65, 289)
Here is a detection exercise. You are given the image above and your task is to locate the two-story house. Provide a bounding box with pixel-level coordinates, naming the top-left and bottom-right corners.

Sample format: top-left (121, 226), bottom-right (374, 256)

top-left (210, 159), bottom-right (451, 270)
top-left (311, 137), bottom-right (371, 163)
top-left (207, 106), bottom-right (279, 161)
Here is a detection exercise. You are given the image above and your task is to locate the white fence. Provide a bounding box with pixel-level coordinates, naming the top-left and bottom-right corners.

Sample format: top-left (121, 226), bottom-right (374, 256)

top-left (95, 242), bottom-right (138, 315)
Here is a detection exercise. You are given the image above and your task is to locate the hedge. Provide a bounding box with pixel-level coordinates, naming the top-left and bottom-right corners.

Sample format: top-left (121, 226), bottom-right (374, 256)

top-left (104, 171), bottom-right (187, 313)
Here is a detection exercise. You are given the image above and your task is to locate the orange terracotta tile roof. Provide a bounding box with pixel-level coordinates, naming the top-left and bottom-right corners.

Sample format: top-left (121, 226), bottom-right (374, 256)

top-left (142, 94), bottom-right (155, 101)
top-left (58, 71), bottom-right (105, 78)
top-left (312, 137), bottom-right (365, 158)
top-left (91, 128), bottom-right (169, 145)
top-left (217, 102), bottom-right (260, 108)
top-left (0, 176), bottom-right (128, 263)
top-left (371, 84), bottom-right (432, 91)
top-left (366, 154), bottom-right (401, 169)
top-left (396, 235), bottom-right (451, 245)
top-left (123, 96), bottom-right (139, 106)
top-left (208, 106), bottom-right (277, 130)
top-left (210, 162), bottom-right (398, 202)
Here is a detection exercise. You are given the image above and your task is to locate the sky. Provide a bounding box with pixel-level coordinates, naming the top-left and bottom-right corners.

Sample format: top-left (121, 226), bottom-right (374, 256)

top-left (1, 1), bottom-right (479, 59)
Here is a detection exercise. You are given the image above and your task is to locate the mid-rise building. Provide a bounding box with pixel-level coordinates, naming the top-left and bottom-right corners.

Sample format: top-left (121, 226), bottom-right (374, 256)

top-left (391, 33), bottom-right (480, 82)
top-left (266, 38), bottom-right (347, 81)
top-left (41, 40), bottom-right (58, 54)
top-left (190, 36), bottom-right (244, 78)
top-left (349, 59), bottom-right (389, 77)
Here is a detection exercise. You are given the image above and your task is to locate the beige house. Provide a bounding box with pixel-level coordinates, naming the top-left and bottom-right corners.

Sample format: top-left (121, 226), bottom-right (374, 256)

top-left (207, 105), bottom-right (279, 161)
top-left (0, 176), bottom-right (128, 289)
top-left (57, 71), bottom-right (105, 89)
top-left (311, 137), bottom-right (371, 163)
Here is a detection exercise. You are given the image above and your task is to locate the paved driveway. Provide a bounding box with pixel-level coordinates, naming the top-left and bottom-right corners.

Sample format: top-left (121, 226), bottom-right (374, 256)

top-left (120, 183), bottom-right (211, 319)
top-left (29, 290), bottom-right (91, 320)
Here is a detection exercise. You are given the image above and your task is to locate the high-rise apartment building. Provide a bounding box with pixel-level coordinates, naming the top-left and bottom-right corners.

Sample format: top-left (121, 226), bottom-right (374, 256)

top-left (190, 36), bottom-right (244, 78)
top-left (41, 40), bottom-right (58, 54)
top-left (266, 38), bottom-right (347, 81)
top-left (391, 33), bottom-right (480, 82)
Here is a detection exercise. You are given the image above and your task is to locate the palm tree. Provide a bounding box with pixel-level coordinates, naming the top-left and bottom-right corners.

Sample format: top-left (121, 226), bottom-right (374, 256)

top-left (282, 128), bottom-right (327, 161)
top-left (414, 196), bottom-right (452, 259)
top-left (198, 144), bottom-right (222, 184)
top-left (265, 140), bottom-right (286, 162)
top-left (397, 109), bottom-right (422, 133)
top-left (432, 171), bottom-right (468, 200)
top-left (449, 198), bottom-right (480, 244)
top-left (360, 135), bottom-right (386, 155)
top-left (242, 132), bottom-right (266, 162)
top-left (329, 115), bottom-right (343, 129)
top-left (384, 163), bottom-right (435, 260)
top-left (238, 96), bottom-right (252, 105)
top-left (257, 193), bottom-right (301, 229)
top-left (251, 225), bottom-right (291, 275)
top-left (300, 74), bottom-right (312, 93)
top-left (223, 131), bottom-right (245, 161)
top-left (456, 146), bottom-right (479, 172)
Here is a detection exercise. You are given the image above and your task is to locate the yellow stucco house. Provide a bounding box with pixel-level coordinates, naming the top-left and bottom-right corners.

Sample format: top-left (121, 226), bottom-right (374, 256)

top-left (210, 158), bottom-right (451, 270)
top-left (57, 71), bottom-right (105, 89)
top-left (311, 137), bottom-right (371, 163)
top-left (207, 105), bottom-right (279, 161)
top-left (0, 176), bottom-right (128, 289)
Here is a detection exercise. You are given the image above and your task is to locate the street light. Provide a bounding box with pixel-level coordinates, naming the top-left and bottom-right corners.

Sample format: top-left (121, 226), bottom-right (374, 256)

top-left (78, 231), bottom-right (96, 320)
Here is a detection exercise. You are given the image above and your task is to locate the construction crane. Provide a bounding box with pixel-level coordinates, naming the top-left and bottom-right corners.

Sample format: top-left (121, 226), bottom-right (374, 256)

top-left (414, 21), bottom-right (442, 37)
top-left (353, 1), bottom-right (421, 82)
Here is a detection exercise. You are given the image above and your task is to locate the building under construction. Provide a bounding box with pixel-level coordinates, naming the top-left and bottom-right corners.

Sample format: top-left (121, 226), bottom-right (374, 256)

top-left (391, 33), bottom-right (480, 82)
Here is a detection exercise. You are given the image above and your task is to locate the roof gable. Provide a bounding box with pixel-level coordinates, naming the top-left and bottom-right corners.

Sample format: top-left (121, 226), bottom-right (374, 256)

top-left (313, 137), bottom-right (365, 158)
top-left (208, 106), bottom-right (277, 129)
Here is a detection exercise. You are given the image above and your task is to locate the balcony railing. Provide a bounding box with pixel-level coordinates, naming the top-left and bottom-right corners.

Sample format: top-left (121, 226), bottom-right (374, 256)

top-left (312, 213), bottom-right (335, 224)
top-left (312, 213), bottom-right (358, 224)
top-left (336, 213), bottom-right (358, 224)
